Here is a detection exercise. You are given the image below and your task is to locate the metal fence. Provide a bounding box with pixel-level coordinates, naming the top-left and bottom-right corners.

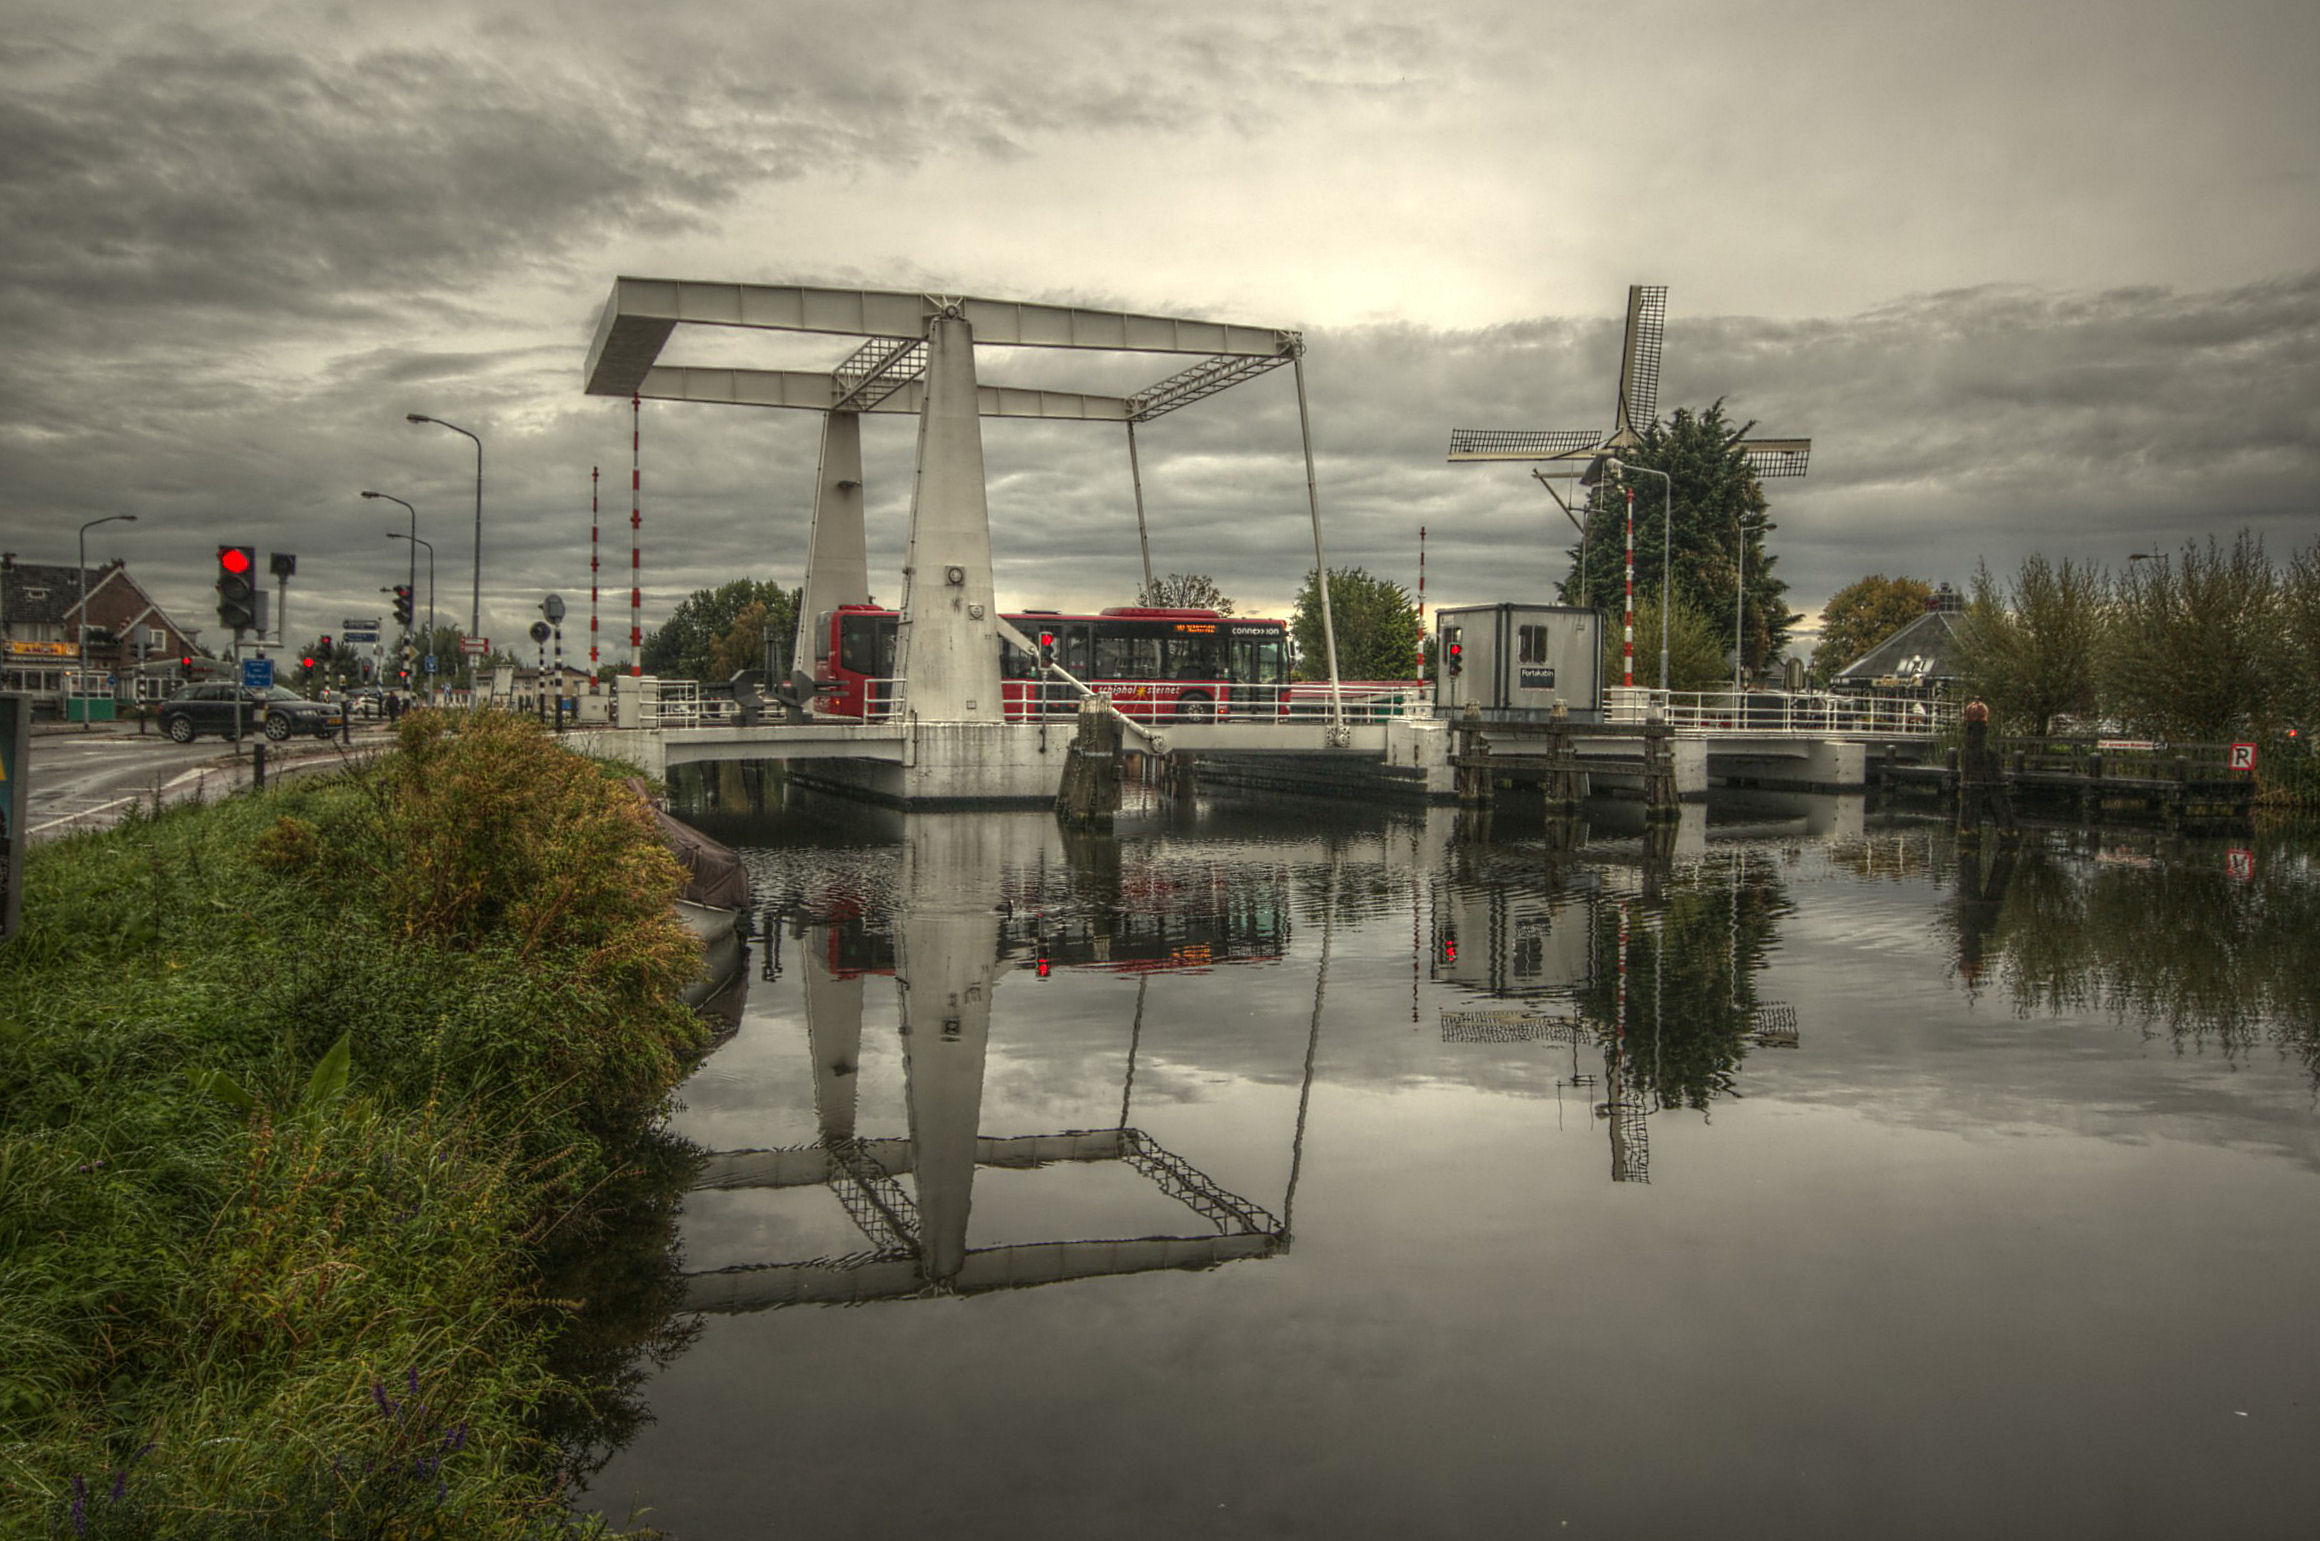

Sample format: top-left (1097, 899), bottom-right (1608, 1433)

top-left (1604, 687), bottom-right (1954, 739)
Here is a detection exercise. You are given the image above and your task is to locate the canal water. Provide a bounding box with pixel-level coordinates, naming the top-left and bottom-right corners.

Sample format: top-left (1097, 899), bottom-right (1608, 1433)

top-left (582, 789), bottom-right (2320, 1540)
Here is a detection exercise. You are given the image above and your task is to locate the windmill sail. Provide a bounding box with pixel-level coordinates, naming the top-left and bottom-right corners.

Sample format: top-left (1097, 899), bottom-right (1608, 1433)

top-left (1610, 285), bottom-right (1667, 447)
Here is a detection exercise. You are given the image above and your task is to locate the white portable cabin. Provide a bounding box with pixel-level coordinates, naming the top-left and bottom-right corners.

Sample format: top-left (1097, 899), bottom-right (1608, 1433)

top-left (1433, 603), bottom-right (1602, 723)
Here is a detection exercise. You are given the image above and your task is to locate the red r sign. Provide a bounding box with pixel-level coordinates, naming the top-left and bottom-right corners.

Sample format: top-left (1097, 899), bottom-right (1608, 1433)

top-left (2228, 742), bottom-right (2257, 771)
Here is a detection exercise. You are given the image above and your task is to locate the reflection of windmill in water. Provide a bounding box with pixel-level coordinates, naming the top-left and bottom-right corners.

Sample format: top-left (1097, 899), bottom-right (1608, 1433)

top-left (1447, 286), bottom-right (1811, 611)
top-left (1434, 879), bottom-right (1656, 1182)
top-left (1435, 856), bottom-right (1799, 1184)
top-left (685, 909), bottom-right (1328, 1310)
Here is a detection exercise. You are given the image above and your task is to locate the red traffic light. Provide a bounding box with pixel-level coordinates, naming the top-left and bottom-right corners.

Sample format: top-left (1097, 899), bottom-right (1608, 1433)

top-left (301, 655), bottom-right (316, 670)
top-left (1039, 632), bottom-right (1054, 648)
top-left (218, 546), bottom-right (253, 576)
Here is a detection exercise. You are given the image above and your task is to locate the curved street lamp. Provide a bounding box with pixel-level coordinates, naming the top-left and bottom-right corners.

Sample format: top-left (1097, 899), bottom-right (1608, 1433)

top-left (387, 531), bottom-right (436, 691)
top-left (360, 490), bottom-right (417, 619)
top-left (406, 414), bottom-right (482, 641)
top-left (1734, 515), bottom-right (1775, 692)
top-left (77, 514), bottom-right (136, 708)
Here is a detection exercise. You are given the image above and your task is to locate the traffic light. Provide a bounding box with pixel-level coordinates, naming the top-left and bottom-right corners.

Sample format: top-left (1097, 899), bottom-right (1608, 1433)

top-left (319, 634), bottom-right (332, 653)
top-left (179, 654), bottom-right (194, 673)
top-left (391, 585), bottom-right (414, 627)
top-left (300, 654), bottom-right (316, 681)
top-left (216, 545), bottom-right (258, 632)
top-left (1446, 638), bottom-right (1464, 676)
top-left (1037, 631), bottom-right (1054, 670)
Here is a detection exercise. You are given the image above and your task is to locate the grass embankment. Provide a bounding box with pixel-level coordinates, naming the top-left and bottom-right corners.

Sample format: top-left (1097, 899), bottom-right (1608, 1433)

top-left (1, 711), bottom-right (711, 1537)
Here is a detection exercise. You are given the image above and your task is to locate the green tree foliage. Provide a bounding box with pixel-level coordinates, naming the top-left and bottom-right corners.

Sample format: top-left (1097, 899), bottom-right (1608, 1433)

top-left (1949, 555), bottom-right (2108, 734)
top-left (641, 578), bottom-right (799, 683)
top-left (1597, 593), bottom-right (1732, 693)
top-left (1560, 402), bottom-right (1793, 674)
top-left (2277, 535), bottom-right (2320, 731)
top-left (710, 598), bottom-right (775, 681)
top-left (1137, 572), bottom-right (1235, 614)
top-left (2101, 531), bottom-right (2285, 741)
top-left (1291, 566), bottom-right (1423, 680)
top-left (1809, 574), bottom-right (1932, 685)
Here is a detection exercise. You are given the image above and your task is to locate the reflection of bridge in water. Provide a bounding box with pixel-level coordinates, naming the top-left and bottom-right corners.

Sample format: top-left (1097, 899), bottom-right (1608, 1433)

top-left (684, 818), bottom-right (1327, 1310)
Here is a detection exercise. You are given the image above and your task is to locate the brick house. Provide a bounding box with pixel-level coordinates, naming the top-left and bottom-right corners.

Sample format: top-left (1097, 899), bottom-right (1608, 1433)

top-left (1, 555), bottom-right (211, 702)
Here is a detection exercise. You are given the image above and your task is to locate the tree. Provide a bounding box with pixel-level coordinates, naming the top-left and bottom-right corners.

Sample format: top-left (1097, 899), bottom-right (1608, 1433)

top-left (2280, 535), bottom-right (2320, 731)
top-left (1137, 573), bottom-right (1235, 614)
top-left (1290, 567), bottom-right (1422, 681)
top-left (2100, 531), bottom-right (2285, 741)
top-left (641, 580), bottom-right (799, 684)
top-left (1559, 402), bottom-right (1794, 675)
top-left (710, 599), bottom-right (776, 681)
top-left (1809, 575), bottom-right (1932, 686)
top-left (1949, 555), bottom-right (2108, 734)
top-left (1597, 594), bottom-right (1731, 694)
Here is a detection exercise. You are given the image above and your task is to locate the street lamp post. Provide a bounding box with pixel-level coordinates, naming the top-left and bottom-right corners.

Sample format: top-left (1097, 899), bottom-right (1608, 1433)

top-left (77, 514), bottom-right (136, 715)
top-left (1610, 463), bottom-right (1675, 693)
top-left (1734, 515), bottom-right (1773, 693)
top-left (362, 491), bottom-right (417, 687)
top-left (406, 414), bottom-right (481, 644)
top-left (388, 532), bottom-right (436, 696)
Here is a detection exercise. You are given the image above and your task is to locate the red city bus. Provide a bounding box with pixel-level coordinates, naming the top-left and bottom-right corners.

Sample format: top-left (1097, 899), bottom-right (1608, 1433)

top-left (813, 605), bottom-right (1292, 722)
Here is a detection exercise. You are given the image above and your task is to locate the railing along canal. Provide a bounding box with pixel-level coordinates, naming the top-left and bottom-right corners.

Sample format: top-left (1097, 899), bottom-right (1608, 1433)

top-left (1605, 688), bottom-right (1955, 739)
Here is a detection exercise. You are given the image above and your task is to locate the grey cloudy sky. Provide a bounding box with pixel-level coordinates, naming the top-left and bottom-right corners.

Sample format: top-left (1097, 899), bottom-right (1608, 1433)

top-left (4, 0), bottom-right (2315, 654)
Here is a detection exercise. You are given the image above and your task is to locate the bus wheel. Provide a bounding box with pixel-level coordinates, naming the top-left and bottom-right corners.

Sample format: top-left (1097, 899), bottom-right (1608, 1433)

top-left (1176, 692), bottom-right (1216, 722)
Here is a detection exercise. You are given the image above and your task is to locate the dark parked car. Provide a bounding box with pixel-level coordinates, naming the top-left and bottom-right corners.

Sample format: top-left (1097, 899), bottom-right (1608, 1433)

top-left (158, 683), bottom-right (343, 743)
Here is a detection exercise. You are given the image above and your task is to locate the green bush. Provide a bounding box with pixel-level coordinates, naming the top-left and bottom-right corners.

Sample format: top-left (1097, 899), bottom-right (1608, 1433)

top-left (1, 710), bottom-right (703, 1536)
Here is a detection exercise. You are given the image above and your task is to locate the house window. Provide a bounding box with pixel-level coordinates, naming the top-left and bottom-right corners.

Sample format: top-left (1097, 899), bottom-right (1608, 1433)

top-left (1518, 624), bottom-right (1550, 663)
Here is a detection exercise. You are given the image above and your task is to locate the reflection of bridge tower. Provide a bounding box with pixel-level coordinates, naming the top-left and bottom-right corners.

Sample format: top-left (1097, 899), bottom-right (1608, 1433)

top-left (686, 815), bottom-right (1326, 1309)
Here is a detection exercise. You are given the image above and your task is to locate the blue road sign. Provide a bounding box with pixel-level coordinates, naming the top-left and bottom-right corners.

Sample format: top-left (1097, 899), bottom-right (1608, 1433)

top-left (241, 657), bottom-right (274, 691)
top-left (424, 654), bottom-right (437, 673)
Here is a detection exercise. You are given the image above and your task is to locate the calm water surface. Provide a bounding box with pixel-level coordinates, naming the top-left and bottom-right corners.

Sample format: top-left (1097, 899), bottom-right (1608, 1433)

top-left (584, 791), bottom-right (2320, 1540)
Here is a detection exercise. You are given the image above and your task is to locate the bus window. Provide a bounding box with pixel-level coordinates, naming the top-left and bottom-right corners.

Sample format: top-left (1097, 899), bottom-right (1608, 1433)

top-left (1233, 635), bottom-right (1287, 685)
top-left (840, 614), bottom-right (896, 677)
top-left (1164, 634), bottom-right (1223, 679)
top-left (1060, 626), bottom-right (1091, 677)
top-left (1096, 631), bottom-right (1161, 680)
top-left (1000, 637), bottom-right (1036, 680)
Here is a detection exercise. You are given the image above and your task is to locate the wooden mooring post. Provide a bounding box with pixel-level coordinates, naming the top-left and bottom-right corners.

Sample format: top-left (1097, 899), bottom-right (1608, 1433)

top-left (1054, 697), bottom-right (1123, 827)
top-left (1642, 721), bottom-right (1678, 822)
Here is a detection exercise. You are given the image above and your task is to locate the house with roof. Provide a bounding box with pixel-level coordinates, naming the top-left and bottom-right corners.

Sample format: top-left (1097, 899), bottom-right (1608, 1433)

top-left (1827, 583), bottom-right (1967, 700)
top-left (1, 555), bottom-right (211, 705)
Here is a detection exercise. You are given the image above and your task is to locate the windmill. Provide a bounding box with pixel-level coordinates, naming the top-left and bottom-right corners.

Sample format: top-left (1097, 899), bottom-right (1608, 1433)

top-left (1447, 287), bottom-right (1813, 687)
top-left (1448, 284), bottom-right (1812, 491)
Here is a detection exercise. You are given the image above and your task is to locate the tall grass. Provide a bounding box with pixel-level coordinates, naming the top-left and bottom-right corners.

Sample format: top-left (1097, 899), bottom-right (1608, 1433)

top-left (1, 710), bottom-right (708, 1537)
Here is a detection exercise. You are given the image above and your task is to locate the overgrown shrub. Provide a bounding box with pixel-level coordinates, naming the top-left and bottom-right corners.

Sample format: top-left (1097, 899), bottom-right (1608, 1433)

top-left (1, 710), bottom-right (705, 1537)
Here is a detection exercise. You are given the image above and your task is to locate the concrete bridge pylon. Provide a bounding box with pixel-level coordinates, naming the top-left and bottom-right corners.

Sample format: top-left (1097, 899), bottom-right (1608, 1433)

top-left (896, 309), bottom-right (1004, 727)
top-left (790, 410), bottom-right (870, 699)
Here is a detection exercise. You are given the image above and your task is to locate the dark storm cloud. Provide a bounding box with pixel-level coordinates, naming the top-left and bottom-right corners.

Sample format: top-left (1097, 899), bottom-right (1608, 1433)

top-left (0, 5), bottom-right (1464, 640)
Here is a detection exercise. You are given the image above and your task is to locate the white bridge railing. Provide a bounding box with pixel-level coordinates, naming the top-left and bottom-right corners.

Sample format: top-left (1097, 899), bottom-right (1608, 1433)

top-left (1605, 687), bottom-right (1954, 739)
top-left (804, 678), bottom-right (1435, 726)
top-left (624, 676), bottom-right (1944, 738)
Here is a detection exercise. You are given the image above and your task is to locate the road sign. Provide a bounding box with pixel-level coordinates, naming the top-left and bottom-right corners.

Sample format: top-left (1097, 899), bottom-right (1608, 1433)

top-left (461, 636), bottom-right (489, 655)
top-left (528, 621), bottom-right (551, 645)
top-left (343, 616), bottom-right (381, 631)
top-left (424, 654), bottom-right (437, 673)
top-left (341, 631), bottom-right (380, 646)
top-left (2228, 742), bottom-right (2257, 771)
top-left (2226, 848), bottom-right (2254, 881)
top-left (241, 657), bottom-right (274, 691)
top-left (542, 593), bottom-right (567, 624)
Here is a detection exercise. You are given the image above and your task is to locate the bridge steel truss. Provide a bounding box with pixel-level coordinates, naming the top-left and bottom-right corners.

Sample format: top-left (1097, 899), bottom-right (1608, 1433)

top-left (583, 279), bottom-right (1351, 742)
